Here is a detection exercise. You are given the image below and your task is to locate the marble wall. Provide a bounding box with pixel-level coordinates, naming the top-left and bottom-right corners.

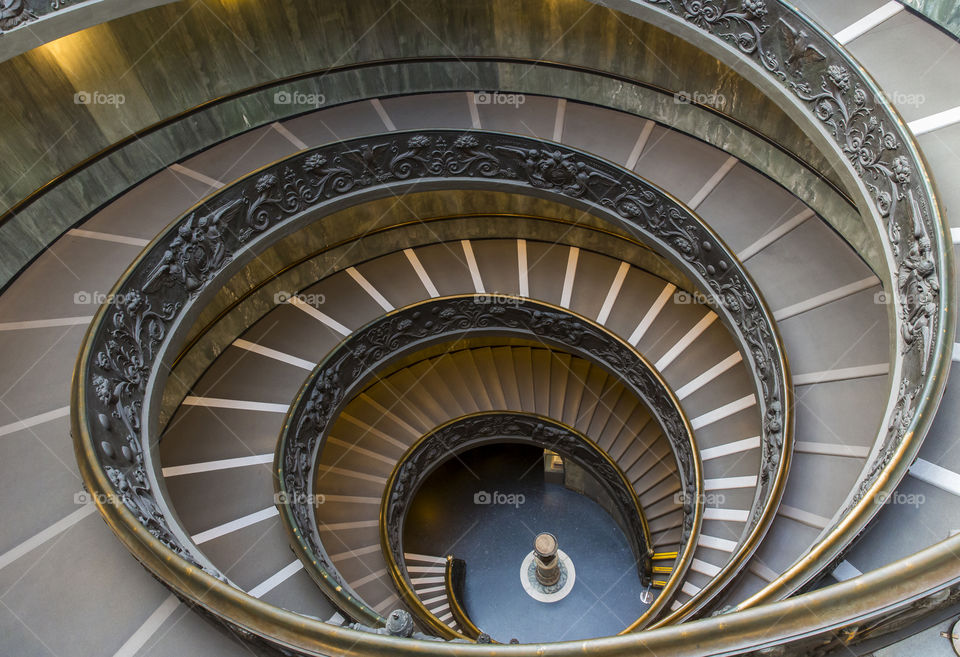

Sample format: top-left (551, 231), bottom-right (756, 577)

top-left (0, 0), bottom-right (848, 287)
top-left (900, 0), bottom-right (960, 39)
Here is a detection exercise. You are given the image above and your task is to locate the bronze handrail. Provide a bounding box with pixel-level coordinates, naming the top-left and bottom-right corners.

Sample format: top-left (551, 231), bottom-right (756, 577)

top-left (445, 557), bottom-right (484, 641)
top-left (616, 0), bottom-right (956, 613)
top-left (69, 0), bottom-right (956, 651)
top-left (72, 128), bottom-right (788, 648)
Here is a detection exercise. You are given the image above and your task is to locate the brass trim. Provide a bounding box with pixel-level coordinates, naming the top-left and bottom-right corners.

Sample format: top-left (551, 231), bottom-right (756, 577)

top-left (444, 556), bottom-right (484, 641)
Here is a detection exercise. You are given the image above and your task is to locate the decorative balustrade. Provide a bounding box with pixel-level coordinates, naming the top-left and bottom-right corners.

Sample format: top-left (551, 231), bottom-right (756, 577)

top-left (71, 117), bottom-right (796, 649)
top-left (376, 411), bottom-right (659, 635)
top-left (0, 0), bottom-right (70, 32)
top-left (277, 300), bottom-right (699, 629)
top-left (63, 0), bottom-right (959, 652)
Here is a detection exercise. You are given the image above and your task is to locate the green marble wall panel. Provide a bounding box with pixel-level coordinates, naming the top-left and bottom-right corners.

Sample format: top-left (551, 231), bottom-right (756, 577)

top-left (900, 0), bottom-right (960, 40)
top-left (0, 59), bottom-right (863, 288)
top-left (0, 0), bottom-right (857, 287)
top-left (0, 1), bottom-right (179, 63)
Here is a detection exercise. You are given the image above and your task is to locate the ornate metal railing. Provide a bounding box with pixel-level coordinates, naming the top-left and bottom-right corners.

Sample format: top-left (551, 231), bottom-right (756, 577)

top-left (66, 0), bottom-right (959, 651)
top-left (72, 127), bottom-right (789, 651)
top-left (277, 300), bottom-right (699, 630)
top-left (377, 411), bottom-right (657, 636)
top-left (604, 0), bottom-right (956, 612)
top-left (0, 0), bottom-right (70, 33)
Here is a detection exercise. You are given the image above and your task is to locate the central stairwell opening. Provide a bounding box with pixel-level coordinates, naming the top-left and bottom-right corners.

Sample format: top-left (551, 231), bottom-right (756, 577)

top-left (404, 443), bottom-right (650, 642)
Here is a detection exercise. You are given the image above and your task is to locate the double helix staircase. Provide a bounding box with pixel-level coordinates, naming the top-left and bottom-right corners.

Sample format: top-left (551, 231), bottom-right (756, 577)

top-left (2, 0), bottom-right (959, 654)
top-left (152, 88), bottom-right (887, 622)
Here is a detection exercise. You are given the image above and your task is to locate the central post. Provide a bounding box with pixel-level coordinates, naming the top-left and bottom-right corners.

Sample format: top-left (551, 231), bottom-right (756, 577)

top-left (534, 533), bottom-right (560, 587)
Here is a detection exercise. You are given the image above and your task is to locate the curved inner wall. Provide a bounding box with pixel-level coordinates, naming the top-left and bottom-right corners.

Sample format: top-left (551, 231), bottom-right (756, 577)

top-left (0, 0), bottom-right (867, 286)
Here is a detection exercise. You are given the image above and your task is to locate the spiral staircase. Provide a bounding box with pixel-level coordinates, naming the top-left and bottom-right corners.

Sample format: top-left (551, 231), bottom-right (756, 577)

top-left (2, 0), bottom-right (960, 655)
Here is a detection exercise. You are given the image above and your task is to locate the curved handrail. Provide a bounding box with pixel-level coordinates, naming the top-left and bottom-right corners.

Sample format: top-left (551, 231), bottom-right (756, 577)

top-left (72, 129), bottom-right (789, 649)
top-left (376, 411), bottom-right (659, 636)
top-left (278, 300), bottom-right (699, 630)
top-left (65, 0), bottom-right (959, 648)
top-left (615, 0), bottom-right (956, 613)
top-left (445, 557), bottom-right (484, 641)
